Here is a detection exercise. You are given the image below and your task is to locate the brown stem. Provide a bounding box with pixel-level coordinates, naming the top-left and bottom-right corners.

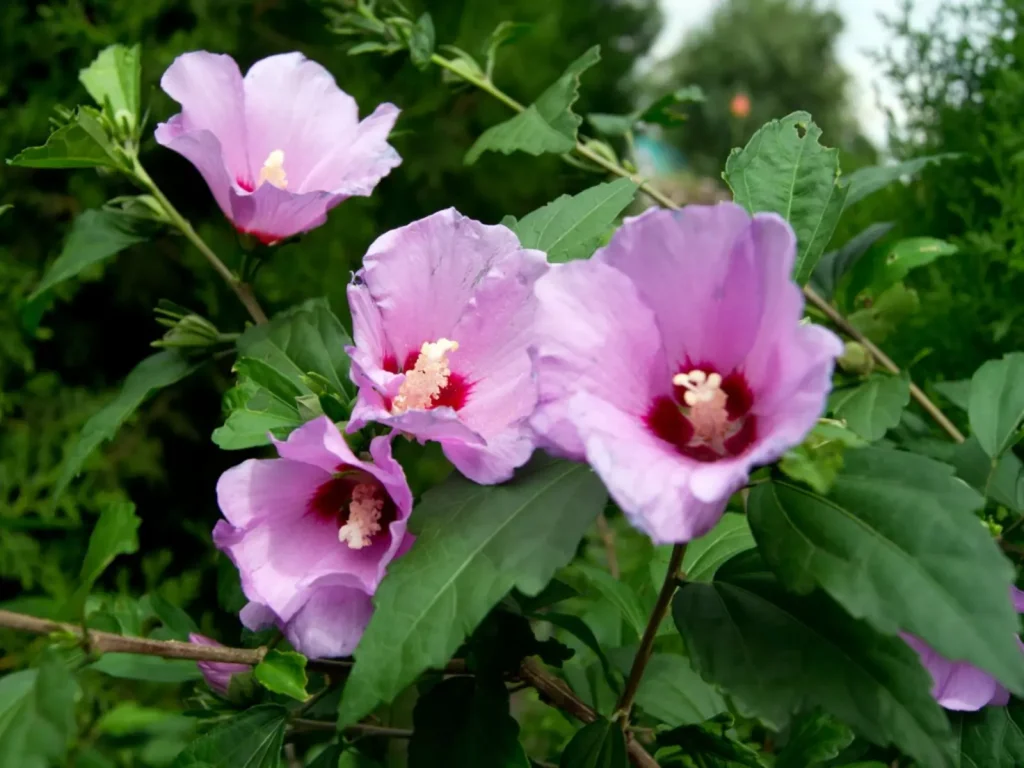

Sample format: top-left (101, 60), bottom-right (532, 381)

top-left (595, 512), bottom-right (621, 579)
top-left (520, 657), bottom-right (660, 768)
top-left (290, 719), bottom-right (413, 738)
top-left (616, 544), bottom-right (686, 721)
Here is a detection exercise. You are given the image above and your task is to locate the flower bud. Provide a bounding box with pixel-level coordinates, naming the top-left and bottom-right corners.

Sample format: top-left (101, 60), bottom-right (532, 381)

top-left (837, 341), bottom-right (874, 376)
top-left (189, 633), bottom-right (251, 697)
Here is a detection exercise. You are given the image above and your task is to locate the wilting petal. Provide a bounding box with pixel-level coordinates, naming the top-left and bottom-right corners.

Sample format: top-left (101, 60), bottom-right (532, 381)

top-left (283, 584), bottom-right (374, 658)
top-left (531, 259), bottom-right (669, 459)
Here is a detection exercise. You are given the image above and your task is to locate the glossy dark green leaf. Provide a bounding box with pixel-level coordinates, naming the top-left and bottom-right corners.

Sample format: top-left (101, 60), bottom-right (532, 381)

top-left (512, 178), bottom-right (637, 263)
top-left (750, 448), bottom-right (1024, 696)
top-left (608, 652), bottom-right (726, 726)
top-left (466, 46), bottom-right (600, 163)
top-left (725, 111), bottom-right (848, 285)
top-left (952, 701), bottom-right (1024, 768)
top-left (0, 655), bottom-right (78, 768)
top-left (254, 650), bottom-right (308, 702)
top-left (29, 209), bottom-right (151, 301)
top-left (949, 436), bottom-right (1024, 512)
top-left (969, 352), bottom-right (1024, 459)
top-left (170, 705), bottom-right (287, 768)
top-left (559, 719), bottom-right (628, 768)
top-left (656, 724), bottom-right (763, 767)
top-left (810, 222), bottom-right (894, 300)
top-left (673, 553), bottom-right (953, 766)
top-left (55, 351), bottom-right (198, 498)
top-left (829, 373), bottom-right (911, 441)
top-left (409, 677), bottom-right (527, 768)
top-left (338, 457), bottom-right (606, 727)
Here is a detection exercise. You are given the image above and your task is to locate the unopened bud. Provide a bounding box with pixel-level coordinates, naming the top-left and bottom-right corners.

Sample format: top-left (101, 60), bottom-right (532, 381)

top-left (837, 341), bottom-right (874, 376)
top-left (189, 633), bottom-right (251, 698)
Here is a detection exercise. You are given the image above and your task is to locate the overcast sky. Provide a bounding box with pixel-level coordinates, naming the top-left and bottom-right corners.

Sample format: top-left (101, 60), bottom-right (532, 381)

top-left (650, 0), bottom-right (947, 147)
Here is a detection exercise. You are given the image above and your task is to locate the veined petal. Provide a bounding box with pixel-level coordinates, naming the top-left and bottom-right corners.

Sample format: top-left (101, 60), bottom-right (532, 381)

top-left (216, 457), bottom-right (328, 530)
top-left (283, 584), bottom-right (374, 658)
top-left (228, 183), bottom-right (338, 243)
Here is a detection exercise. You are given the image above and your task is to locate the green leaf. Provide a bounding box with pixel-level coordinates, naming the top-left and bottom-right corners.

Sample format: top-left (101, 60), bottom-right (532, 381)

top-left (749, 447), bottom-right (1024, 697)
top-left (0, 656), bottom-right (78, 768)
top-left (254, 650), bottom-right (308, 702)
top-left (67, 502), bottom-right (140, 615)
top-left (934, 378), bottom-right (971, 411)
top-left (651, 512), bottom-right (755, 587)
top-left (91, 654), bottom-right (202, 683)
top-left (408, 13), bottom-right (435, 69)
top-left (810, 222), bottom-right (894, 301)
top-left (512, 178), bottom-right (637, 263)
top-left (79, 44), bottom-right (141, 131)
top-left (829, 373), bottom-right (911, 442)
top-left (55, 351), bottom-right (198, 498)
top-left (844, 153), bottom-right (958, 207)
top-left (775, 712), bottom-right (854, 768)
top-left (672, 553), bottom-right (953, 766)
top-left (952, 701), bottom-right (1024, 768)
top-left (8, 108), bottom-right (120, 169)
top-left (566, 563), bottom-right (647, 640)
top-left (950, 436), bottom-right (1024, 513)
top-left (847, 282), bottom-right (920, 344)
top-left (724, 111), bottom-right (849, 285)
top-left (170, 705), bottom-right (287, 768)
top-left (337, 457), bottom-right (607, 726)
top-left (214, 298), bottom-right (352, 449)
top-left (409, 677), bottom-right (526, 768)
top-left (969, 352), bottom-right (1024, 459)
top-left (95, 704), bottom-right (191, 737)
top-left (638, 86), bottom-right (704, 125)
top-left (533, 612), bottom-right (618, 693)
top-left (559, 719), bottom-right (628, 768)
top-left (844, 237), bottom-right (957, 301)
top-left (485, 21), bottom-right (531, 77)
top-left (607, 652), bottom-right (725, 726)
top-left (779, 421), bottom-right (867, 495)
top-left (147, 593), bottom-right (200, 640)
top-left (30, 209), bottom-right (151, 301)
top-left (656, 725), bottom-right (764, 767)
top-left (466, 46), bottom-right (600, 164)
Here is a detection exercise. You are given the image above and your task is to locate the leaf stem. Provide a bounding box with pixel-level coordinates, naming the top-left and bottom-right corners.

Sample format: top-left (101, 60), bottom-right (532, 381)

top-left (425, 53), bottom-right (965, 445)
top-left (615, 543), bottom-right (686, 722)
top-left (130, 159), bottom-right (268, 325)
top-left (290, 719), bottom-right (413, 738)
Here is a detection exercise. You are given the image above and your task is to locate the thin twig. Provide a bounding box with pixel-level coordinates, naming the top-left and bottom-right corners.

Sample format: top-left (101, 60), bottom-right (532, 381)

top-left (426, 53), bottom-right (964, 446)
top-left (616, 544), bottom-right (686, 721)
top-left (131, 159), bottom-right (269, 325)
top-left (595, 512), bottom-right (620, 579)
top-left (290, 719), bottom-right (414, 738)
top-left (519, 658), bottom-right (659, 768)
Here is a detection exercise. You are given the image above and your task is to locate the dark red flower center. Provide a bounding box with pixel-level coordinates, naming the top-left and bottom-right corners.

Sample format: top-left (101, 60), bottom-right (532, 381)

top-left (307, 464), bottom-right (396, 548)
top-left (645, 362), bottom-right (757, 463)
top-left (381, 344), bottom-right (472, 412)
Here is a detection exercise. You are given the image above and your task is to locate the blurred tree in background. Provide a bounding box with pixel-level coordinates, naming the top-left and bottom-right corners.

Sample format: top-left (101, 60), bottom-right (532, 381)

top-left (655, 0), bottom-right (867, 174)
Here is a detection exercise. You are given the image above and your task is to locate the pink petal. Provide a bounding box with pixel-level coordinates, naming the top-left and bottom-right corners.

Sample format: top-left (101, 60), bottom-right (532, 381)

top-left (356, 208), bottom-right (528, 366)
top-left (1012, 586), bottom-right (1024, 613)
top-left (348, 402), bottom-right (484, 447)
top-left (282, 584), bottom-right (373, 658)
top-left (216, 457), bottom-right (328, 530)
top-left (271, 415), bottom-right (359, 474)
top-left (242, 53), bottom-right (399, 195)
top-left (156, 52), bottom-right (249, 184)
top-left (570, 391), bottom-right (733, 544)
top-left (441, 424), bottom-right (536, 485)
top-left (228, 183), bottom-right (338, 243)
top-left (530, 260), bottom-right (669, 459)
top-left (595, 204), bottom-right (758, 373)
top-left (240, 601), bottom-right (275, 630)
top-left (902, 633), bottom-right (1006, 711)
top-left (154, 119), bottom-right (235, 218)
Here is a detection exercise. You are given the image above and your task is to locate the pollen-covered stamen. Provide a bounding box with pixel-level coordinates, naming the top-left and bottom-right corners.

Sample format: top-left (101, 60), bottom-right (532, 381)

top-left (257, 149), bottom-right (288, 190)
top-left (338, 483), bottom-right (383, 549)
top-left (672, 369), bottom-right (731, 448)
top-left (392, 338), bottom-right (460, 414)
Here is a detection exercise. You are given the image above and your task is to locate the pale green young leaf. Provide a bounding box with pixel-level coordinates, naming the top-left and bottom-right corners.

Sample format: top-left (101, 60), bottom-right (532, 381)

top-left (829, 373), bottom-right (911, 442)
top-left (8, 109), bottom-right (120, 169)
top-left (673, 553), bottom-right (953, 767)
top-left (968, 352), bottom-right (1024, 459)
top-left (55, 351), bottom-right (198, 498)
top-left (30, 209), bottom-right (151, 301)
top-left (254, 650), bottom-right (308, 702)
top-left (485, 21), bottom-right (531, 77)
top-left (337, 457), bottom-right (607, 726)
top-left (170, 705), bottom-right (287, 768)
top-left (749, 447), bottom-right (1024, 698)
top-left (466, 46), bottom-right (600, 164)
top-left (512, 178), bottom-right (637, 262)
top-left (724, 111), bottom-right (848, 285)
top-left (0, 656), bottom-right (78, 768)
top-left (79, 44), bottom-right (141, 131)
